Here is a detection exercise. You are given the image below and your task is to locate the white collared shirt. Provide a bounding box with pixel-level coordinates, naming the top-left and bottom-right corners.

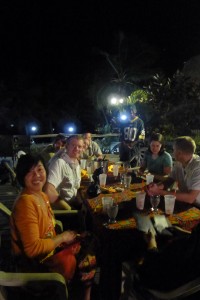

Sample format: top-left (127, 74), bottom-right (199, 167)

top-left (170, 155), bottom-right (200, 204)
top-left (47, 150), bottom-right (81, 202)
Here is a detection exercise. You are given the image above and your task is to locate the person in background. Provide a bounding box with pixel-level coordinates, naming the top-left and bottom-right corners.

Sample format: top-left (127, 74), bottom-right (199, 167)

top-left (139, 132), bottom-right (173, 181)
top-left (119, 104), bottom-right (145, 165)
top-left (80, 137), bottom-right (91, 159)
top-left (82, 132), bottom-right (103, 160)
top-left (44, 135), bottom-right (84, 210)
top-left (147, 136), bottom-right (200, 205)
top-left (10, 153), bottom-right (96, 300)
top-left (41, 134), bottom-right (67, 165)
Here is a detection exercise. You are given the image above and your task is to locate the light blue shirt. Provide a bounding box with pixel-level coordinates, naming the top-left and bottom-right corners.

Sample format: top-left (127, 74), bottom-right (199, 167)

top-left (143, 151), bottom-right (173, 175)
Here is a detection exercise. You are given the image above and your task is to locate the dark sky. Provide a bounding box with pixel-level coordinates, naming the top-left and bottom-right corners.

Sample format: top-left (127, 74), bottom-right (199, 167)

top-left (1, 0), bottom-right (200, 83)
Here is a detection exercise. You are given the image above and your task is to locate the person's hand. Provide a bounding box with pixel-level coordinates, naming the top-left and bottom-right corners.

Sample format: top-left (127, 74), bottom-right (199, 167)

top-left (146, 183), bottom-right (162, 196)
top-left (61, 230), bottom-right (77, 244)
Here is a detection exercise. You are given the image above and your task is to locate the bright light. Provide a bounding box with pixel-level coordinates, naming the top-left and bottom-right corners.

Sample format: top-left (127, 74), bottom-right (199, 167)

top-left (120, 114), bottom-right (127, 121)
top-left (68, 127), bottom-right (74, 132)
top-left (63, 123), bottom-right (76, 134)
top-left (110, 96), bottom-right (124, 105)
top-left (31, 126), bottom-right (37, 132)
top-left (111, 97), bottom-right (117, 105)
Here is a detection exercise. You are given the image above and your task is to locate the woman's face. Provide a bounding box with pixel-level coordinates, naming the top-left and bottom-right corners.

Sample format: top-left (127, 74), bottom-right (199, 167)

top-left (24, 161), bottom-right (46, 192)
top-left (150, 141), bottom-right (162, 155)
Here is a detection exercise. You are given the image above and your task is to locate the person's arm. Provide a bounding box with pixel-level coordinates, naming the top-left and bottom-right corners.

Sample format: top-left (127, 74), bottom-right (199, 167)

top-left (43, 182), bottom-right (71, 210)
top-left (152, 173), bottom-right (170, 182)
top-left (147, 182), bottom-right (200, 204)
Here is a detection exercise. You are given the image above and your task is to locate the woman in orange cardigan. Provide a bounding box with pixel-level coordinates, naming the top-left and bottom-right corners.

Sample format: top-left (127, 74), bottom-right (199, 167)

top-left (10, 153), bottom-right (96, 300)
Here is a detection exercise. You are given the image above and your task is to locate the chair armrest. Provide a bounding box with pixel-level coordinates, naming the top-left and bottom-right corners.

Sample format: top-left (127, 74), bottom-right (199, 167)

top-left (0, 271), bottom-right (68, 299)
top-left (55, 220), bottom-right (63, 233)
top-left (53, 210), bottom-right (78, 215)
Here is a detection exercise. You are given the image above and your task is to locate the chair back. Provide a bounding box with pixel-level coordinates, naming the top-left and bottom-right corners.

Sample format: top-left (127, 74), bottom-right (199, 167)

top-left (0, 202), bottom-right (11, 218)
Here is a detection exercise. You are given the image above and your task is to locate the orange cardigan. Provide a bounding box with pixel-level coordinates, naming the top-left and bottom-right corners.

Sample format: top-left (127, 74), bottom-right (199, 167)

top-left (10, 190), bottom-right (56, 260)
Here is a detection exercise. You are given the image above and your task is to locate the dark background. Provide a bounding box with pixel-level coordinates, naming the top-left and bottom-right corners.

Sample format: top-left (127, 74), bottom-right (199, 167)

top-left (0, 0), bottom-right (200, 133)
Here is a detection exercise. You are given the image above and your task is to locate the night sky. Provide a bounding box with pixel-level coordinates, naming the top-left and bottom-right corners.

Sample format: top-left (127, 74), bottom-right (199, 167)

top-left (0, 0), bottom-right (200, 132)
top-left (1, 1), bottom-right (200, 78)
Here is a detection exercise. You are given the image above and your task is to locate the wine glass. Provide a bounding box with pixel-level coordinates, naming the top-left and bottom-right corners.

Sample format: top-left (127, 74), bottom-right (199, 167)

top-left (107, 204), bottom-right (119, 224)
top-left (120, 172), bottom-right (125, 185)
top-left (150, 195), bottom-right (160, 213)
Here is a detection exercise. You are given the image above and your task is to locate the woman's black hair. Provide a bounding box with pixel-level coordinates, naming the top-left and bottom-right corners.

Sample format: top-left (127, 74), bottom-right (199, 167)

top-left (16, 153), bottom-right (47, 187)
top-left (147, 132), bottom-right (165, 155)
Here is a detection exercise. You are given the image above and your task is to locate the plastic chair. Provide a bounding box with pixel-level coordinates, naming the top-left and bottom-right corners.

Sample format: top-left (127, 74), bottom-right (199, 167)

top-left (145, 278), bottom-right (200, 299)
top-left (122, 261), bottom-right (200, 300)
top-left (0, 271), bottom-right (68, 300)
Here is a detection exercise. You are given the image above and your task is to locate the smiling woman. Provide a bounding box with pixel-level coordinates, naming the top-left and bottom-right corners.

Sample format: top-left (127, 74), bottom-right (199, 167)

top-left (139, 132), bottom-right (173, 181)
top-left (10, 153), bottom-right (97, 300)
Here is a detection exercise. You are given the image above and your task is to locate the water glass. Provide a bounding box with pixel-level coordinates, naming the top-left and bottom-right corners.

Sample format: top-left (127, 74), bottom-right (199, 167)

top-left (102, 197), bottom-right (114, 212)
top-left (164, 195), bottom-right (176, 215)
top-left (120, 173), bottom-right (125, 185)
top-left (124, 175), bottom-right (132, 189)
top-left (99, 173), bottom-right (107, 187)
top-left (80, 159), bottom-right (87, 169)
top-left (113, 164), bottom-right (119, 178)
top-left (107, 204), bottom-right (118, 224)
top-left (136, 191), bottom-right (146, 210)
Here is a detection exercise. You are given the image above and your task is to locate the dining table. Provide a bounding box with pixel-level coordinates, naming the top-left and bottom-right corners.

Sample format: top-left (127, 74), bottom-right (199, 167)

top-left (79, 169), bottom-right (200, 300)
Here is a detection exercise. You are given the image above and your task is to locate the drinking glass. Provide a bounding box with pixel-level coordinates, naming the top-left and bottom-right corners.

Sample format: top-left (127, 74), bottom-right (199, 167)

top-left (120, 172), bottom-right (125, 185)
top-left (113, 164), bottom-right (119, 180)
top-left (107, 204), bottom-right (119, 224)
top-left (123, 175), bottom-right (132, 189)
top-left (150, 195), bottom-right (160, 212)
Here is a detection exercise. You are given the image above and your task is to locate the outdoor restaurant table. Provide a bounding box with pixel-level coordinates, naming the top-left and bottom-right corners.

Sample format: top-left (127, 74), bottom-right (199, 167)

top-left (79, 172), bottom-right (200, 300)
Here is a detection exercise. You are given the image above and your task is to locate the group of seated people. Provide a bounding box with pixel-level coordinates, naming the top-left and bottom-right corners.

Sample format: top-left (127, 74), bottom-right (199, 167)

top-left (8, 131), bottom-right (200, 299)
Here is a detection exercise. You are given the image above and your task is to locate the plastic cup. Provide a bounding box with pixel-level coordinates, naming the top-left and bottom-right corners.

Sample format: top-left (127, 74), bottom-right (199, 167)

top-left (146, 174), bottom-right (154, 185)
top-left (99, 173), bottom-right (107, 187)
top-left (164, 195), bottom-right (176, 215)
top-left (80, 159), bottom-right (87, 170)
top-left (124, 175), bottom-right (132, 189)
top-left (87, 166), bottom-right (92, 176)
top-left (102, 197), bottom-right (114, 212)
top-left (113, 165), bottom-right (119, 177)
top-left (136, 191), bottom-right (146, 210)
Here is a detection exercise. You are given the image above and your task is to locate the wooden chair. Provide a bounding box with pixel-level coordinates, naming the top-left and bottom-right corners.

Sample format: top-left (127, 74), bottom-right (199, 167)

top-left (0, 271), bottom-right (68, 300)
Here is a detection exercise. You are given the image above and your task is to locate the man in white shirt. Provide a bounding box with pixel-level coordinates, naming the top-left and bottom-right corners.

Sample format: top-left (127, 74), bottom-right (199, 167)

top-left (44, 135), bottom-right (84, 209)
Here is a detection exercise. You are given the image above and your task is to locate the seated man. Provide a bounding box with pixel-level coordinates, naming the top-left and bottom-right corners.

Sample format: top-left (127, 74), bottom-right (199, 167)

top-left (41, 134), bottom-right (67, 165)
top-left (82, 132), bottom-right (103, 160)
top-left (44, 135), bottom-right (84, 210)
top-left (147, 136), bottom-right (200, 205)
